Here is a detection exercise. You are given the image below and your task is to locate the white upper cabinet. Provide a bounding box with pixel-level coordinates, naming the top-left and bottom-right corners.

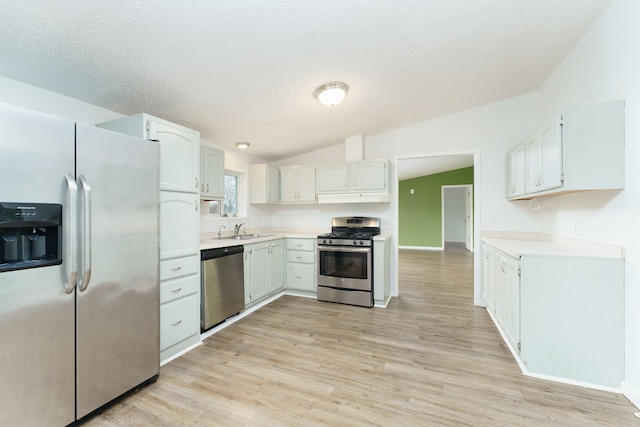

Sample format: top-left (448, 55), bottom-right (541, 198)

top-left (98, 113), bottom-right (200, 193)
top-left (280, 165), bottom-right (316, 202)
top-left (317, 164), bottom-right (349, 192)
top-left (351, 161), bottom-right (388, 191)
top-left (506, 100), bottom-right (624, 200)
top-left (506, 142), bottom-right (527, 198)
top-left (525, 121), bottom-right (563, 194)
top-left (249, 163), bottom-right (279, 204)
top-left (200, 145), bottom-right (224, 200)
top-left (317, 159), bottom-right (390, 203)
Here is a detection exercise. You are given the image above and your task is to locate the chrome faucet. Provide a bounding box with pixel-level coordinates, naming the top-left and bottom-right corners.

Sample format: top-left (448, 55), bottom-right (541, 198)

top-left (217, 225), bottom-right (226, 239)
top-left (233, 223), bottom-right (245, 236)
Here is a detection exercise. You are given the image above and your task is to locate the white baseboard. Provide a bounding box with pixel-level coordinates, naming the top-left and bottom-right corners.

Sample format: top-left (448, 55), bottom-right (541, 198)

top-left (622, 381), bottom-right (640, 410)
top-left (160, 341), bottom-right (202, 366)
top-left (398, 245), bottom-right (443, 251)
top-left (485, 307), bottom-right (622, 394)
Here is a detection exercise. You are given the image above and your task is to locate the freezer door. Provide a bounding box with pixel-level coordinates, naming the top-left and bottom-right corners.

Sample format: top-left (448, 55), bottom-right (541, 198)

top-left (0, 103), bottom-right (76, 426)
top-left (75, 124), bottom-right (160, 419)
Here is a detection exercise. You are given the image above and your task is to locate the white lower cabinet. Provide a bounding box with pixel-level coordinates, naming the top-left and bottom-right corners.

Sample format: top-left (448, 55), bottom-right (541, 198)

top-left (244, 239), bottom-right (284, 306)
top-left (482, 244), bottom-right (496, 313)
top-left (159, 255), bottom-right (200, 362)
top-left (482, 241), bottom-right (624, 389)
top-left (494, 254), bottom-right (520, 352)
top-left (285, 238), bottom-right (316, 292)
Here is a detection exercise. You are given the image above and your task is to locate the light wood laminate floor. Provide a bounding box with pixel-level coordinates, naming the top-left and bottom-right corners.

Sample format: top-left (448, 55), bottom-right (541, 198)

top-left (85, 246), bottom-right (639, 426)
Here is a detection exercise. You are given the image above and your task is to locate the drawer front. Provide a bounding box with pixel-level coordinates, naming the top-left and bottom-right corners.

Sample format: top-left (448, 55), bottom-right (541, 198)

top-left (161, 255), bottom-right (199, 281)
top-left (286, 238), bottom-right (314, 251)
top-left (160, 273), bottom-right (199, 304)
top-left (286, 263), bottom-right (316, 291)
top-left (160, 294), bottom-right (200, 351)
top-left (286, 250), bottom-right (315, 264)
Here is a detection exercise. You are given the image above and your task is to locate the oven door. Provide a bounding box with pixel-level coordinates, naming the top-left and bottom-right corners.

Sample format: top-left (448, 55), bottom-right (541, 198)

top-left (317, 245), bottom-right (372, 291)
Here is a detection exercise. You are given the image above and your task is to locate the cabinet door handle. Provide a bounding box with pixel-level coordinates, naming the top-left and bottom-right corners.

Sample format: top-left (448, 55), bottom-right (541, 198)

top-left (296, 256), bottom-right (303, 260)
top-left (171, 266), bottom-right (182, 271)
top-left (201, 183), bottom-right (204, 192)
top-left (296, 276), bottom-right (303, 279)
top-left (195, 200), bottom-right (198, 211)
top-left (206, 184), bottom-right (210, 192)
top-left (195, 177), bottom-right (199, 189)
top-left (171, 320), bottom-right (183, 327)
top-left (171, 287), bottom-right (182, 293)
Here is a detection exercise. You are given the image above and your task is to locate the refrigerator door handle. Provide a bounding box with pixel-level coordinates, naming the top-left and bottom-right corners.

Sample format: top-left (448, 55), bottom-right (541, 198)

top-left (64, 173), bottom-right (78, 294)
top-left (78, 175), bottom-right (92, 292)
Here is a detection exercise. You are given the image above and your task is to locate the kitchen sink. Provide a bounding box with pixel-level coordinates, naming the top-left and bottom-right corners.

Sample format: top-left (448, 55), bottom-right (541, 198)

top-left (218, 234), bottom-right (274, 240)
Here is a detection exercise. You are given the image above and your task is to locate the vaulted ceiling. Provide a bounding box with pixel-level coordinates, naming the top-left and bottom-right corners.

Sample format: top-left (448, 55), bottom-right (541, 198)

top-left (0, 1), bottom-right (612, 161)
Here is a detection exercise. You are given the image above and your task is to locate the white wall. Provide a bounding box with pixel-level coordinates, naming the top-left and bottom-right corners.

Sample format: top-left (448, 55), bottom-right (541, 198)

top-left (531, 0), bottom-right (640, 407)
top-left (0, 75), bottom-right (123, 124)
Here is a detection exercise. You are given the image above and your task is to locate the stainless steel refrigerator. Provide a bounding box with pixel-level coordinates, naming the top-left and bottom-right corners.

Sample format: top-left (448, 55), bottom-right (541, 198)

top-left (0, 102), bottom-right (160, 426)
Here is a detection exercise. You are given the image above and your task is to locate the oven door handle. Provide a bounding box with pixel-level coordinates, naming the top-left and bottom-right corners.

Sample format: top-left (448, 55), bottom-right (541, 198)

top-left (317, 245), bottom-right (371, 253)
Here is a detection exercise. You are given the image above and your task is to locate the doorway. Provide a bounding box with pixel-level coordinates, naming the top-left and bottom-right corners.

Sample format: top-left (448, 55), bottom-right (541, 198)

top-left (442, 184), bottom-right (473, 251)
top-left (395, 151), bottom-right (481, 305)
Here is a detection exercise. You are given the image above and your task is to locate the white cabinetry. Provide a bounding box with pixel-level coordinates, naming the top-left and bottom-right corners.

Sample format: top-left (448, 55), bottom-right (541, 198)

top-left (97, 113), bottom-right (201, 363)
top-left (98, 113), bottom-right (199, 193)
top-left (351, 161), bottom-right (388, 191)
top-left (481, 244), bottom-right (496, 312)
top-left (280, 165), bottom-right (316, 202)
top-left (373, 238), bottom-right (391, 306)
top-left (249, 163), bottom-right (279, 204)
top-left (494, 253), bottom-right (520, 352)
top-left (317, 159), bottom-right (390, 203)
top-left (244, 239), bottom-right (284, 306)
top-left (317, 164), bottom-right (349, 192)
top-left (506, 143), bottom-right (527, 199)
top-left (160, 192), bottom-right (199, 260)
top-left (285, 238), bottom-right (316, 292)
top-left (506, 100), bottom-right (624, 200)
top-left (200, 145), bottom-right (224, 200)
top-left (482, 239), bottom-right (624, 389)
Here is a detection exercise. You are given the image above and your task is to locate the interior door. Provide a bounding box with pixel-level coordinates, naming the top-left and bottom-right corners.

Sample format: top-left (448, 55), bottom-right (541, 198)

top-left (75, 124), bottom-right (160, 419)
top-left (465, 185), bottom-right (473, 251)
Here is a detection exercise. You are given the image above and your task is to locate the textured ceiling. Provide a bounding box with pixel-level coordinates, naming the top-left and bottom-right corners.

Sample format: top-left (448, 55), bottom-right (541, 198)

top-left (0, 1), bottom-right (611, 162)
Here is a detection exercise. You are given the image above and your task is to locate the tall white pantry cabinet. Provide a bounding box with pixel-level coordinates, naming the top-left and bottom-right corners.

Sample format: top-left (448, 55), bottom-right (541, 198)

top-left (98, 114), bottom-right (201, 363)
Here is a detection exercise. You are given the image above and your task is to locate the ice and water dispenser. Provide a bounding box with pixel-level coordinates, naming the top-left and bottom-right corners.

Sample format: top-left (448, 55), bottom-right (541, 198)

top-left (0, 202), bottom-right (62, 272)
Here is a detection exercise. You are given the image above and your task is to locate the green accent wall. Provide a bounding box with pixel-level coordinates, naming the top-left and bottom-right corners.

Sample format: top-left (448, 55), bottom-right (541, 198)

top-left (399, 166), bottom-right (473, 247)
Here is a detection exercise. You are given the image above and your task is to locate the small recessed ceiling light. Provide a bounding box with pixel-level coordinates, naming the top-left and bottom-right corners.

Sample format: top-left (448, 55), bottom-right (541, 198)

top-left (235, 141), bottom-right (250, 149)
top-left (314, 81), bottom-right (348, 106)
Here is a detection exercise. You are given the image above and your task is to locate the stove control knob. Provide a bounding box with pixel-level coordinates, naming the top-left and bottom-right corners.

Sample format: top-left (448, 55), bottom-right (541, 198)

top-left (322, 239), bottom-right (327, 244)
top-left (359, 240), bottom-right (364, 245)
top-left (353, 240), bottom-right (357, 245)
top-left (329, 239), bottom-right (333, 244)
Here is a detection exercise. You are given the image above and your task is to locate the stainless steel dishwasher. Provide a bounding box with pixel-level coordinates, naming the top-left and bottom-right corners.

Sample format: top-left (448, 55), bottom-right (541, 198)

top-left (201, 245), bottom-right (245, 331)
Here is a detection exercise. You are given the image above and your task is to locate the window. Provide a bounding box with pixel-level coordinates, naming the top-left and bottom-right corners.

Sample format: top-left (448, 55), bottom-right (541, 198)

top-left (208, 172), bottom-right (243, 217)
top-left (223, 174), bottom-right (238, 216)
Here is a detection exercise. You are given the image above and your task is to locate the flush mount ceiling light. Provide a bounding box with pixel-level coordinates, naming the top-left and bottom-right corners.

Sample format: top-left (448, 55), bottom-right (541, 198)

top-left (314, 81), bottom-right (349, 106)
top-left (235, 141), bottom-right (250, 149)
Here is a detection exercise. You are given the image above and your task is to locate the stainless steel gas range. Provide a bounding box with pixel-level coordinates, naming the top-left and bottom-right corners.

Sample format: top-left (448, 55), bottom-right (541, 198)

top-left (317, 216), bottom-right (380, 307)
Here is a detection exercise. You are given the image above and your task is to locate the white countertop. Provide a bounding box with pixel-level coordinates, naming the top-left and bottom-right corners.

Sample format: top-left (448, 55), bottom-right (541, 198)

top-left (482, 232), bottom-right (624, 259)
top-left (201, 228), bottom-right (392, 250)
